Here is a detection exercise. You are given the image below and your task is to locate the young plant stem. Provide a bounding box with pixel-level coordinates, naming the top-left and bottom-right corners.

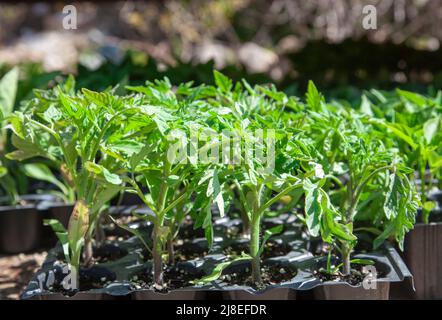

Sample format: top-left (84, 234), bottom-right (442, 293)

top-left (340, 164), bottom-right (394, 275)
top-left (342, 168), bottom-right (355, 276)
top-left (250, 212), bottom-right (262, 284)
top-left (341, 242), bottom-right (351, 276)
top-left (152, 158), bottom-right (171, 287)
top-left (249, 182), bottom-right (301, 283)
top-left (70, 248), bottom-right (81, 291)
top-left (152, 220), bottom-right (164, 286)
top-left (249, 185), bottom-right (262, 284)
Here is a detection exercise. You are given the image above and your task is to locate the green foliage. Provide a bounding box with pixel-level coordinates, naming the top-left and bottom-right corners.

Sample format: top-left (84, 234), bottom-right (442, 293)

top-left (4, 69), bottom-right (430, 289)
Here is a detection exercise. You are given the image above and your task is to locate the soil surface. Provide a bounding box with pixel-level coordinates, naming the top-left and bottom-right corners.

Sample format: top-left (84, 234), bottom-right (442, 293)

top-left (314, 262), bottom-right (385, 286)
top-left (223, 240), bottom-right (292, 260)
top-left (220, 263), bottom-right (297, 289)
top-left (172, 241), bottom-right (207, 261)
top-left (0, 251), bottom-right (47, 300)
top-left (130, 265), bottom-right (205, 292)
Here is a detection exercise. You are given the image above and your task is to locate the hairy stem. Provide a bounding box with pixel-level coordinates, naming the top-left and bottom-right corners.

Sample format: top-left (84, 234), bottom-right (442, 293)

top-left (250, 213), bottom-right (262, 284)
top-left (152, 158), bottom-right (171, 287)
top-left (341, 242), bottom-right (352, 276)
top-left (249, 185), bottom-right (262, 284)
top-left (152, 220), bottom-right (164, 287)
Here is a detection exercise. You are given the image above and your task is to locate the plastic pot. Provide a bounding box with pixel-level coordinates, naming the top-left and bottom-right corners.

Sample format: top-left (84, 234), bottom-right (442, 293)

top-left (311, 244), bottom-right (414, 300)
top-left (204, 256), bottom-right (308, 301)
top-left (26, 292), bottom-right (119, 300)
top-left (0, 205), bottom-right (40, 253)
top-left (223, 288), bottom-right (296, 300)
top-left (49, 204), bottom-right (74, 228)
top-left (0, 194), bottom-right (68, 252)
top-left (110, 192), bottom-right (144, 206)
top-left (313, 281), bottom-right (390, 300)
top-left (132, 289), bottom-right (206, 300)
top-left (404, 220), bottom-right (442, 299)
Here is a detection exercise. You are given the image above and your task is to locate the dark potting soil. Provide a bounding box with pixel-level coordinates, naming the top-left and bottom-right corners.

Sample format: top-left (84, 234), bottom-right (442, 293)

top-left (54, 243), bottom-right (128, 264)
top-left (220, 263), bottom-right (297, 290)
top-left (314, 260), bottom-right (386, 286)
top-left (219, 223), bottom-right (242, 239)
top-left (223, 240), bottom-right (292, 260)
top-left (262, 241), bottom-right (293, 259)
top-left (93, 243), bottom-right (128, 263)
top-left (104, 216), bottom-right (145, 240)
top-left (313, 265), bottom-right (385, 286)
top-left (173, 241), bottom-right (206, 261)
top-left (178, 218), bottom-right (205, 239)
top-left (130, 265), bottom-right (205, 292)
top-left (139, 245), bottom-right (201, 262)
top-left (47, 263), bottom-right (116, 295)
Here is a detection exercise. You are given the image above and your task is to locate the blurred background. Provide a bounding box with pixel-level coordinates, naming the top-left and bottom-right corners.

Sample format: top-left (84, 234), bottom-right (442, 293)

top-left (1, 0), bottom-right (442, 103)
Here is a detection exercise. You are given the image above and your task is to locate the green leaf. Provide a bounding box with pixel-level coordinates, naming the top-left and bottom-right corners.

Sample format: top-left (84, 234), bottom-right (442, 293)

top-left (23, 163), bottom-right (68, 196)
top-left (192, 253), bottom-right (251, 284)
top-left (335, 258), bottom-right (375, 271)
top-left (82, 88), bottom-right (110, 107)
top-left (349, 258), bottom-right (375, 265)
top-left (423, 117), bottom-right (440, 144)
top-left (58, 88), bottom-right (82, 120)
top-left (203, 204), bottom-right (213, 247)
top-left (0, 67), bottom-right (19, 117)
top-left (6, 134), bottom-right (44, 161)
top-left (0, 165), bottom-right (7, 178)
top-left (85, 161), bottom-right (122, 185)
top-left (373, 223), bottom-right (395, 250)
top-left (206, 170), bottom-right (225, 217)
top-left (108, 140), bottom-right (143, 157)
top-left (6, 113), bottom-right (26, 139)
top-left (44, 219), bottom-right (70, 263)
top-left (423, 201), bottom-right (436, 213)
top-left (381, 122), bottom-right (417, 149)
top-left (64, 138), bottom-right (78, 167)
top-left (306, 80), bottom-right (323, 111)
top-left (303, 180), bottom-right (322, 237)
top-left (397, 89), bottom-right (427, 107)
top-left (84, 161), bottom-right (102, 174)
top-left (360, 95), bottom-right (374, 116)
top-left (258, 225), bottom-right (283, 256)
top-left (214, 189), bottom-right (225, 218)
top-left (384, 173), bottom-right (400, 219)
top-left (109, 216), bottom-right (151, 254)
top-left (129, 143), bottom-right (153, 170)
top-left (102, 168), bottom-right (122, 185)
top-left (90, 185), bottom-right (122, 214)
top-left (213, 70), bottom-right (232, 93)
top-left (166, 175), bottom-right (181, 186)
top-left (323, 206), bottom-right (357, 242)
top-left (68, 200), bottom-right (90, 263)
top-left (0, 171), bottom-right (18, 204)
